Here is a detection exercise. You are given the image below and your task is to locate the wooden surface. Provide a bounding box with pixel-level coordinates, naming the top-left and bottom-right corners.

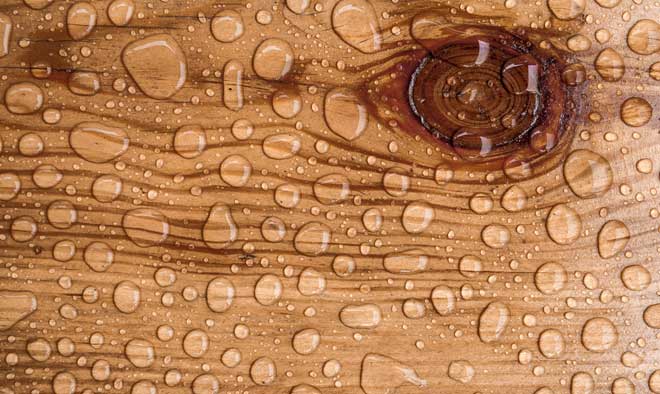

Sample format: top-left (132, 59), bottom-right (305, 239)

top-left (0, 1), bottom-right (659, 394)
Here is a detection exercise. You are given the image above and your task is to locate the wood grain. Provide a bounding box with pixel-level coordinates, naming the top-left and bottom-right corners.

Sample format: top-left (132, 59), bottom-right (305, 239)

top-left (0, 1), bottom-right (659, 394)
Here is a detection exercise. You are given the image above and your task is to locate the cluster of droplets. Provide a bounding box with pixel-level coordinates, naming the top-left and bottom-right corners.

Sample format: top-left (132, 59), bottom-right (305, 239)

top-left (0, 0), bottom-right (658, 394)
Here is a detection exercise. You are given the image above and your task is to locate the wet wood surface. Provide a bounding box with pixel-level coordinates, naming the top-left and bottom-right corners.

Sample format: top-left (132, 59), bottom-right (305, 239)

top-left (0, 1), bottom-right (659, 394)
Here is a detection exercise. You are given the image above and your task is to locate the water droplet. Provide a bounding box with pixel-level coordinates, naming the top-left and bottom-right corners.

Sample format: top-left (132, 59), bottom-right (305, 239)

top-left (620, 97), bottom-right (653, 127)
top-left (254, 274), bottom-right (283, 306)
top-left (313, 173), bottom-right (350, 204)
top-left (11, 215), bottom-right (37, 242)
top-left (581, 317), bottom-right (618, 352)
top-left (0, 290), bottom-right (37, 330)
top-left (69, 71), bottom-right (100, 96)
top-left (546, 204), bottom-right (581, 245)
top-left (123, 208), bottom-right (169, 247)
top-left (286, 0), bottom-right (310, 14)
top-left (340, 304), bottom-right (382, 329)
top-left (298, 268), bottom-right (326, 296)
top-left (563, 149), bottom-right (613, 198)
top-left (538, 328), bottom-right (565, 358)
top-left (402, 299), bottom-right (426, 319)
top-left (221, 348), bottom-right (241, 368)
top-left (84, 242), bottom-right (114, 272)
top-left (70, 122), bottom-right (129, 163)
top-left (383, 249), bottom-right (428, 274)
top-left (261, 216), bottom-right (286, 242)
top-left (47, 200), bottom-right (77, 229)
top-left (294, 222), bottom-right (331, 256)
top-left (250, 357), bottom-right (277, 385)
top-left (67, 2), bottom-right (97, 40)
top-left (223, 59), bottom-right (244, 111)
top-left (122, 34), bottom-right (187, 99)
top-left (324, 88), bottom-right (368, 140)
top-left (114, 280), bottom-right (140, 313)
top-left (598, 220), bottom-right (629, 258)
top-left (253, 39), bottom-right (294, 81)
top-left (547, 0), bottom-right (585, 20)
top-left (478, 302), bottom-right (510, 343)
top-left (183, 329), bottom-right (209, 358)
top-left (383, 168), bottom-right (410, 197)
top-left (52, 371), bottom-right (76, 394)
top-left (203, 203), bottom-right (237, 249)
top-left (611, 377), bottom-right (634, 394)
top-left (0, 13), bottom-right (12, 58)
top-left (643, 304), bottom-right (660, 328)
top-left (131, 380), bottom-right (157, 394)
top-left (231, 119), bottom-right (254, 140)
top-left (125, 338), bottom-right (155, 367)
top-left (5, 82), bottom-right (43, 114)
top-left (206, 277), bottom-right (235, 312)
top-left (331, 0), bottom-right (382, 53)
top-left (263, 133), bottom-right (301, 159)
top-left (220, 154), bottom-right (252, 187)
top-left (174, 125), bottom-right (206, 158)
top-left (481, 224), bottom-right (510, 249)
top-left (430, 286), bottom-right (455, 315)
top-left (401, 201), bottom-right (434, 234)
top-left (448, 360), bottom-right (475, 383)
top-left (0, 172), bottom-right (20, 200)
top-left (535, 262), bottom-right (567, 294)
top-left (27, 338), bottom-right (51, 362)
top-left (360, 354), bottom-right (426, 394)
top-left (627, 19), bottom-right (659, 55)
top-left (33, 165), bottom-right (63, 189)
top-left (108, 0), bottom-right (134, 26)
top-left (292, 328), bottom-right (321, 355)
top-left (333, 255), bottom-right (356, 277)
top-left (211, 10), bottom-right (244, 43)
top-left (649, 371), bottom-right (660, 393)
top-left (594, 48), bottom-right (625, 82)
top-left (459, 255), bottom-right (482, 277)
top-left (192, 374), bottom-right (219, 394)
top-left (571, 372), bottom-right (594, 394)
top-left (272, 89), bottom-right (302, 119)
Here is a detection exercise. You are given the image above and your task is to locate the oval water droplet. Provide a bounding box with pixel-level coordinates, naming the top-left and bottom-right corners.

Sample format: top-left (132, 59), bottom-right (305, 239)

top-left (203, 203), bottom-right (237, 249)
top-left (594, 48), bottom-right (625, 82)
top-left (206, 277), bottom-right (235, 312)
top-left (220, 154), bottom-right (252, 187)
top-left (174, 124), bottom-right (206, 159)
top-left (581, 317), bottom-right (618, 352)
top-left (627, 19), bottom-right (660, 55)
top-left (123, 208), bottom-right (169, 247)
top-left (211, 10), bottom-right (244, 43)
top-left (478, 302), bottom-right (510, 343)
top-left (114, 281), bottom-right (140, 313)
top-left (67, 2), bottom-right (97, 40)
top-left (538, 328), bottom-right (565, 358)
top-left (253, 39), bottom-right (294, 81)
top-left (324, 88), bottom-right (368, 141)
top-left (254, 274), bottom-right (283, 306)
top-left (5, 82), bottom-right (43, 114)
top-left (546, 204), bottom-right (581, 245)
top-left (70, 122), bottom-right (129, 163)
top-left (383, 249), bottom-right (428, 274)
top-left (108, 0), bottom-right (134, 26)
top-left (331, 0), bottom-right (382, 53)
top-left (597, 220), bottom-right (629, 259)
top-left (535, 262), bottom-right (567, 294)
top-left (430, 286), bottom-right (455, 315)
top-left (340, 304), bottom-right (382, 329)
top-left (294, 222), bottom-right (331, 256)
top-left (292, 328), bottom-right (321, 355)
top-left (223, 59), bottom-right (244, 111)
top-left (263, 133), bottom-right (301, 159)
top-left (401, 201), bottom-right (434, 234)
top-left (122, 34), bottom-right (187, 99)
top-left (563, 149), bottom-right (613, 199)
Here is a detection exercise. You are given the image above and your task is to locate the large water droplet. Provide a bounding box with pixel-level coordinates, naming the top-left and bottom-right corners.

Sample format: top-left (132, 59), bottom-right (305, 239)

top-left (331, 0), bottom-right (382, 53)
top-left (70, 122), bottom-right (129, 163)
top-left (324, 88), bottom-right (368, 141)
top-left (203, 204), bottom-right (237, 249)
top-left (122, 34), bottom-right (187, 99)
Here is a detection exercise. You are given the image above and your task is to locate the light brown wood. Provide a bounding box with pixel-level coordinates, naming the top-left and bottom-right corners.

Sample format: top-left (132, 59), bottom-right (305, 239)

top-left (0, 1), bottom-right (659, 394)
